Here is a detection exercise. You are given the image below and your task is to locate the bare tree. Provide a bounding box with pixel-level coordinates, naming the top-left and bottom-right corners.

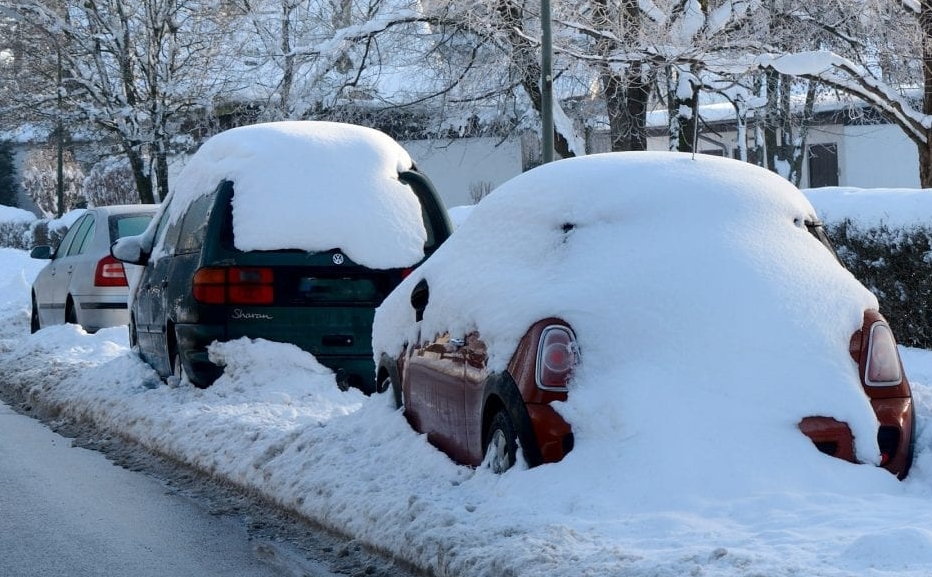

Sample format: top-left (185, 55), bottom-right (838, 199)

top-left (756, 0), bottom-right (932, 186)
top-left (3, 0), bottom-right (239, 203)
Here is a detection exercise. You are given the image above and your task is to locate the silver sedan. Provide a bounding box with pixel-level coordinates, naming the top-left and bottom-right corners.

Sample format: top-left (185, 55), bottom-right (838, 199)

top-left (30, 204), bottom-right (157, 333)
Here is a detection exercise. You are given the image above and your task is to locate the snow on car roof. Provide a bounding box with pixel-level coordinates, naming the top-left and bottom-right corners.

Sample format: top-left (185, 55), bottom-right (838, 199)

top-left (160, 121), bottom-right (427, 269)
top-left (374, 151), bottom-right (890, 503)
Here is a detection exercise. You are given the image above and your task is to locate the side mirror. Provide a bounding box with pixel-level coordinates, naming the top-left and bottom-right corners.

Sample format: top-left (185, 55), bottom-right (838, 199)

top-left (29, 245), bottom-right (52, 260)
top-left (410, 279), bottom-right (429, 323)
top-left (110, 236), bottom-right (149, 266)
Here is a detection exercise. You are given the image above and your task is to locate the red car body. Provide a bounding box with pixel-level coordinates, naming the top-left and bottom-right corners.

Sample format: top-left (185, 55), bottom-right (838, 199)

top-left (380, 316), bottom-right (575, 471)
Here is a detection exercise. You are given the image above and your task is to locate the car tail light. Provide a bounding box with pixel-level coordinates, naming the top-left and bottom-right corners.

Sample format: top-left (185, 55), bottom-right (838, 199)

top-left (536, 325), bottom-right (578, 391)
top-left (193, 267), bottom-right (274, 305)
top-left (863, 321), bottom-right (903, 387)
top-left (94, 255), bottom-right (128, 287)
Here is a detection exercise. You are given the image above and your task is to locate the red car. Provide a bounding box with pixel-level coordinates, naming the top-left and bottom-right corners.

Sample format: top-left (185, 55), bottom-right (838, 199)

top-left (374, 152), bottom-right (915, 478)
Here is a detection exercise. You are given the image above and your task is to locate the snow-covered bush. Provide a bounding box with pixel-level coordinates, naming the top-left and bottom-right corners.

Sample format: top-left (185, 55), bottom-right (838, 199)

top-left (20, 148), bottom-right (85, 217)
top-left (0, 205), bottom-right (77, 250)
top-left (826, 220), bottom-right (932, 349)
top-left (83, 157), bottom-right (137, 206)
top-left (0, 205), bottom-right (37, 249)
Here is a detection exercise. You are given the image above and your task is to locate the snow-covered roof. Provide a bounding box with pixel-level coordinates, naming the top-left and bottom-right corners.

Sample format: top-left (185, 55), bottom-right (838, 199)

top-left (159, 121), bottom-right (428, 269)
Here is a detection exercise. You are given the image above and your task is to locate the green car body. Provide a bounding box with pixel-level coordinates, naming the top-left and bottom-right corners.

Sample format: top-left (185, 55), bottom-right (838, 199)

top-left (119, 171), bottom-right (452, 391)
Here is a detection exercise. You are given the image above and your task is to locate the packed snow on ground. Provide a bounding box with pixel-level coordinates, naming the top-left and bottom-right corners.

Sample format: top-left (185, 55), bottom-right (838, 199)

top-left (3, 154), bottom-right (932, 576)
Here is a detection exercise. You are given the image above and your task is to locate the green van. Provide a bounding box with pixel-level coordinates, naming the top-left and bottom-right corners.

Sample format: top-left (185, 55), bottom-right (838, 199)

top-left (112, 122), bottom-right (453, 391)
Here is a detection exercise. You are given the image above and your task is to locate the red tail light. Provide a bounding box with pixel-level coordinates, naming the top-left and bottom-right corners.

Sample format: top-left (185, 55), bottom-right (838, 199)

top-left (94, 255), bottom-right (128, 287)
top-left (536, 325), bottom-right (578, 390)
top-left (193, 267), bottom-right (274, 305)
top-left (863, 321), bottom-right (903, 387)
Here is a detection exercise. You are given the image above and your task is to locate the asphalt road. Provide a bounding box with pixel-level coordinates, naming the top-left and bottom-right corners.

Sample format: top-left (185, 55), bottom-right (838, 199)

top-left (0, 401), bottom-right (324, 577)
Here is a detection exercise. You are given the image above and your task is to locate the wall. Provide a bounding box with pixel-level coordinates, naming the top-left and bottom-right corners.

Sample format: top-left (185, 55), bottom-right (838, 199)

top-left (635, 120), bottom-right (922, 190)
top-left (402, 137), bottom-right (524, 208)
top-left (839, 124), bottom-right (920, 188)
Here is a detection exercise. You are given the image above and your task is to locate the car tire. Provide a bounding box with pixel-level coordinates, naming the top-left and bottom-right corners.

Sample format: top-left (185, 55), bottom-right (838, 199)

top-left (30, 295), bottom-right (40, 334)
top-left (380, 373), bottom-right (402, 409)
top-left (128, 315), bottom-right (138, 349)
top-left (65, 298), bottom-right (78, 326)
top-left (484, 410), bottom-right (518, 474)
top-left (167, 346), bottom-right (185, 388)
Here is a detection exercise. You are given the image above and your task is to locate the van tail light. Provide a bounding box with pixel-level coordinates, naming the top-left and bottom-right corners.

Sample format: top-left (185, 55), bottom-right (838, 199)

top-left (862, 320), bottom-right (903, 387)
top-left (536, 325), bottom-right (578, 391)
top-left (193, 267), bottom-right (274, 305)
top-left (94, 255), bottom-right (128, 287)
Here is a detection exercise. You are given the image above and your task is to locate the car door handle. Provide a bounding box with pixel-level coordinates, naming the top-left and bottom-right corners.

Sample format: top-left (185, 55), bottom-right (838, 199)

top-left (160, 280), bottom-right (169, 288)
top-left (448, 338), bottom-right (465, 348)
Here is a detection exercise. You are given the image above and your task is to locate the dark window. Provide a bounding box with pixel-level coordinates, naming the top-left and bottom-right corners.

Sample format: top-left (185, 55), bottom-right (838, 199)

top-left (733, 148), bottom-right (760, 166)
top-left (66, 215), bottom-right (95, 257)
top-left (808, 143), bottom-right (839, 188)
top-left (177, 192), bottom-right (216, 254)
top-left (151, 203), bottom-right (176, 254)
top-left (55, 215), bottom-right (88, 258)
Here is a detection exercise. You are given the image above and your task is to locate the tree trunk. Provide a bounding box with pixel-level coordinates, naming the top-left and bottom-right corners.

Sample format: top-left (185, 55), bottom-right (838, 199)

top-left (124, 143), bottom-right (155, 205)
top-left (922, 0), bottom-right (932, 188)
top-left (920, 142), bottom-right (932, 189)
top-left (593, 0), bottom-right (648, 152)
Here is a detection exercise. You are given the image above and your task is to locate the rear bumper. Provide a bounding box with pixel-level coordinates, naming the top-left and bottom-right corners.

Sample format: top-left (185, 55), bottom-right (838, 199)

top-left (798, 396), bottom-right (914, 479)
top-left (871, 396), bottom-right (915, 479)
top-left (175, 323), bottom-right (225, 387)
top-left (174, 322), bottom-right (377, 392)
top-left (74, 295), bottom-right (129, 332)
top-left (525, 403), bottom-right (574, 465)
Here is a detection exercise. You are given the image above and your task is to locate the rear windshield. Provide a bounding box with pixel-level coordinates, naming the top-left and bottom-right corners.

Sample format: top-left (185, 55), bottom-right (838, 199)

top-left (109, 213), bottom-right (154, 243)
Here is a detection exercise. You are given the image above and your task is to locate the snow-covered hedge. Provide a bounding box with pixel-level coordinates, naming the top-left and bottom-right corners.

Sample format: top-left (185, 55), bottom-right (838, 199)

top-left (806, 187), bottom-right (932, 350)
top-left (0, 205), bottom-right (77, 251)
top-left (0, 205), bottom-right (39, 250)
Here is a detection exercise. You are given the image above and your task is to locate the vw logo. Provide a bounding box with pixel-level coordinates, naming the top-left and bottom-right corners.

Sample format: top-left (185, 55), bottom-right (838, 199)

top-left (332, 253), bottom-right (345, 265)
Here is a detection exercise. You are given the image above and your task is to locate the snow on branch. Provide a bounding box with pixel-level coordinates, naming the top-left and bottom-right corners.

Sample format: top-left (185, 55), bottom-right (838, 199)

top-left (756, 51), bottom-right (930, 145)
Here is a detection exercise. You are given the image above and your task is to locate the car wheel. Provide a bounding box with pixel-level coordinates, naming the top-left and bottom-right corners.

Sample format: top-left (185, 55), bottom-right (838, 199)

top-left (379, 372), bottom-right (403, 409)
top-left (30, 295), bottom-right (40, 333)
top-left (484, 410), bottom-right (518, 474)
top-left (167, 345), bottom-right (185, 388)
top-left (128, 315), bottom-right (138, 349)
top-left (65, 298), bottom-right (78, 326)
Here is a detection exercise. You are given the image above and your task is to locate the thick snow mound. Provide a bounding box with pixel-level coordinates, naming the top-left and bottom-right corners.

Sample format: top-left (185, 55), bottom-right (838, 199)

top-left (375, 151), bottom-right (893, 504)
top-left (162, 121), bottom-right (427, 268)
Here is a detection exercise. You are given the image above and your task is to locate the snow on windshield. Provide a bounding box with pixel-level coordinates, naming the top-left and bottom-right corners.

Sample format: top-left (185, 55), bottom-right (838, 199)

top-left (155, 121), bottom-right (428, 269)
top-left (374, 151), bottom-right (891, 505)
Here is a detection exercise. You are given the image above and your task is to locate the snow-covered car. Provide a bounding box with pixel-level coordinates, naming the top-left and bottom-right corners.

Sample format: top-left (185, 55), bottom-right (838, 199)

top-left (373, 151), bottom-right (915, 478)
top-left (112, 121), bottom-right (452, 391)
top-left (30, 204), bottom-right (157, 333)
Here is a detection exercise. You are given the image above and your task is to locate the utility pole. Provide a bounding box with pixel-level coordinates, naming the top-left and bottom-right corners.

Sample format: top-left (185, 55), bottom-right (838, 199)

top-left (56, 45), bottom-right (64, 218)
top-left (541, 0), bottom-right (554, 164)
